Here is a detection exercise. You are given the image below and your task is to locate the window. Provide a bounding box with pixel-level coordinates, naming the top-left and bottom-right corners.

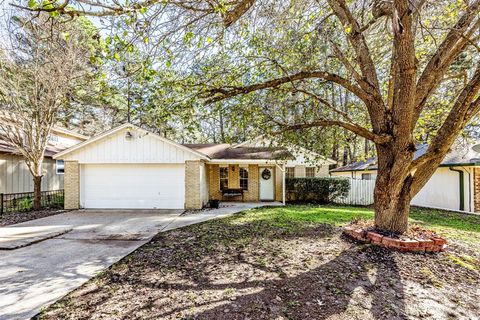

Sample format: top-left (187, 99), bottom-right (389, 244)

top-left (286, 167), bottom-right (295, 179)
top-left (361, 173), bottom-right (372, 180)
top-left (220, 167), bottom-right (228, 190)
top-left (56, 160), bottom-right (64, 174)
top-left (306, 167), bottom-right (316, 178)
top-left (240, 167), bottom-right (248, 190)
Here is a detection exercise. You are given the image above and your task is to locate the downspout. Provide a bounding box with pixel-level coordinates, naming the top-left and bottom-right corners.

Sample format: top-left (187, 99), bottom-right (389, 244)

top-left (461, 166), bottom-right (472, 212)
top-left (449, 167), bottom-right (465, 211)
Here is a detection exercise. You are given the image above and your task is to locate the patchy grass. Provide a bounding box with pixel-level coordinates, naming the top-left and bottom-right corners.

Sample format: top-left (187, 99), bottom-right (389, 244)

top-left (37, 205), bottom-right (480, 320)
top-left (241, 204), bottom-right (480, 244)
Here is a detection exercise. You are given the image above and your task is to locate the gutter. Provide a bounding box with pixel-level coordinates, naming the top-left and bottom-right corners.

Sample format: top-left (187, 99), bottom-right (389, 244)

top-left (449, 167), bottom-right (465, 211)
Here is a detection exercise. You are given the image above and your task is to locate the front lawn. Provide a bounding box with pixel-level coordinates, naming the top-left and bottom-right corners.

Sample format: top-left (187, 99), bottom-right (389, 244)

top-left (37, 205), bottom-right (480, 320)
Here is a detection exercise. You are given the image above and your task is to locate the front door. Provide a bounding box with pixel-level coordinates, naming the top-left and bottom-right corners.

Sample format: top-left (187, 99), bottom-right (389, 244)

top-left (259, 167), bottom-right (274, 201)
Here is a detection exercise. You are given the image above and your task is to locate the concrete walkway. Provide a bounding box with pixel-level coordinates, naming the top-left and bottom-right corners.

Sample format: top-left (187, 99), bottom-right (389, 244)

top-left (0, 202), bottom-right (279, 320)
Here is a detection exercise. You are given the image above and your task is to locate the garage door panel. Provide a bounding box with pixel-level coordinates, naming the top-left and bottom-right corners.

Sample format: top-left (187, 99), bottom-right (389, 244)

top-left (81, 164), bottom-right (185, 209)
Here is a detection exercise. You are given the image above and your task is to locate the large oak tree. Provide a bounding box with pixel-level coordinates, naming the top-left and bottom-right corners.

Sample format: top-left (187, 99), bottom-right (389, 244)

top-left (19, 0), bottom-right (480, 233)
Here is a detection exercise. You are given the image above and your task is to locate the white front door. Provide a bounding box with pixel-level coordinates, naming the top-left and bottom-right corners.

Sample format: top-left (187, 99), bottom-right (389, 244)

top-left (259, 167), bottom-right (274, 201)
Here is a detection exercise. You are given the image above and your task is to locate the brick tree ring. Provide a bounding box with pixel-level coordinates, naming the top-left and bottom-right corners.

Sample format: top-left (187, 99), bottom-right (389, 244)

top-left (343, 226), bottom-right (447, 253)
top-left (261, 168), bottom-right (271, 180)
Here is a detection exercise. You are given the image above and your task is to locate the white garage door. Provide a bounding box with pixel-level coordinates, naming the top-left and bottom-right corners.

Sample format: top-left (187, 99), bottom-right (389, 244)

top-left (80, 164), bottom-right (185, 209)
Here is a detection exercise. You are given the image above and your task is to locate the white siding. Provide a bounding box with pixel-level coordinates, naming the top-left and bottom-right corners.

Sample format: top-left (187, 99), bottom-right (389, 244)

top-left (61, 127), bottom-right (202, 164)
top-left (412, 167), bottom-right (472, 212)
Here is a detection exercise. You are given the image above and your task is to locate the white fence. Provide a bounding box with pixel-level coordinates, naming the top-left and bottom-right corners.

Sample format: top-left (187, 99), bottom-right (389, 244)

top-left (334, 179), bottom-right (375, 206)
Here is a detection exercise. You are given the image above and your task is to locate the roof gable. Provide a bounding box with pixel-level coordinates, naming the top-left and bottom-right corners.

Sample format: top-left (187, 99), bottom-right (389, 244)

top-left (54, 124), bottom-right (208, 163)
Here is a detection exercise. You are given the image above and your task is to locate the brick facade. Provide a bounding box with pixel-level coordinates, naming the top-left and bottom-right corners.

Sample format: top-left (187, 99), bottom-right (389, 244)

top-left (474, 168), bottom-right (480, 212)
top-left (207, 164), bottom-right (261, 201)
top-left (64, 160), bottom-right (80, 209)
top-left (185, 160), bottom-right (202, 209)
top-left (275, 166), bottom-right (283, 202)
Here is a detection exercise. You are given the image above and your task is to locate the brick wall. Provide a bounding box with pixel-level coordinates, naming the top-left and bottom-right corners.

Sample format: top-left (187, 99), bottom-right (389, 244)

top-left (185, 160), bottom-right (202, 209)
top-left (275, 166), bottom-right (283, 202)
top-left (244, 164), bottom-right (259, 201)
top-left (64, 161), bottom-right (80, 209)
top-left (207, 164), bottom-right (260, 201)
top-left (475, 168), bottom-right (480, 212)
top-left (208, 164), bottom-right (222, 200)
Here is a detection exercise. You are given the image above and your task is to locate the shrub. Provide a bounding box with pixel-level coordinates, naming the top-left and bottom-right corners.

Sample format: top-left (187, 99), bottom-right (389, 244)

top-left (18, 196), bottom-right (33, 211)
top-left (286, 177), bottom-right (350, 204)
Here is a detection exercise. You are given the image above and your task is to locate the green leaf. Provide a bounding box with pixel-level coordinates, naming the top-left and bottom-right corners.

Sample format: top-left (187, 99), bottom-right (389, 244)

top-left (165, 60), bottom-right (171, 68)
top-left (113, 52), bottom-right (121, 61)
top-left (28, 0), bottom-right (37, 8)
top-left (183, 31), bottom-right (194, 44)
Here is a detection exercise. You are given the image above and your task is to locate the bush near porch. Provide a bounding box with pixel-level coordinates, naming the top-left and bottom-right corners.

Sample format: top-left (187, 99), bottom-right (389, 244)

top-left (286, 177), bottom-right (350, 203)
top-left (37, 205), bottom-right (480, 320)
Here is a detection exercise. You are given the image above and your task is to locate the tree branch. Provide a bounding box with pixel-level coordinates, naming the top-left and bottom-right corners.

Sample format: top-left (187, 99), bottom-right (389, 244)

top-left (204, 70), bottom-right (371, 105)
top-left (414, 0), bottom-right (480, 123)
top-left (274, 119), bottom-right (391, 145)
top-left (410, 63), bottom-right (480, 193)
top-left (223, 0), bottom-right (256, 27)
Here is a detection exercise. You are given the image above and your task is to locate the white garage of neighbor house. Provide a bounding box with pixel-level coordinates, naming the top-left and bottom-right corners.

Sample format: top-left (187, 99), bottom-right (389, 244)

top-left (330, 142), bottom-right (480, 213)
top-left (54, 123), bottom-right (305, 210)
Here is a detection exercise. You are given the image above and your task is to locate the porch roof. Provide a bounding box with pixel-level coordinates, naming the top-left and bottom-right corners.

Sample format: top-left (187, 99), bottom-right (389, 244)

top-left (183, 143), bottom-right (294, 161)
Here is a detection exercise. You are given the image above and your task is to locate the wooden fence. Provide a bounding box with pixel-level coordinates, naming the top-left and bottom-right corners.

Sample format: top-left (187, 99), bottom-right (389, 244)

top-left (334, 179), bottom-right (375, 206)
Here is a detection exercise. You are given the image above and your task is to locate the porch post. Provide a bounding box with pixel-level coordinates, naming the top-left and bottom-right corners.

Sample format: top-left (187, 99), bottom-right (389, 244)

top-left (282, 163), bottom-right (286, 205)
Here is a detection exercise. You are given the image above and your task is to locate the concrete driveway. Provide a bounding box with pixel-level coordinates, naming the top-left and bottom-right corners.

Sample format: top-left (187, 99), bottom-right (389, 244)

top-left (0, 202), bottom-right (281, 320)
top-left (0, 209), bottom-right (182, 320)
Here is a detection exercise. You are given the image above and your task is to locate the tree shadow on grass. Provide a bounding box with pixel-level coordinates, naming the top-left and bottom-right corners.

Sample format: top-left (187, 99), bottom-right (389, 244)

top-left (182, 244), bottom-right (407, 320)
top-left (126, 229), bottom-right (407, 320)
top-left (37, 216), bottom-right (408, 320)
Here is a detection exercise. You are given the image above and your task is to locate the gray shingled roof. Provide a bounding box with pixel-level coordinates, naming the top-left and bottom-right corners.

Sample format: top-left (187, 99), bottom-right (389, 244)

top-left (183, 143), bottom-right (294, 160)
top-left (330, 142), bottom-right (480, 172)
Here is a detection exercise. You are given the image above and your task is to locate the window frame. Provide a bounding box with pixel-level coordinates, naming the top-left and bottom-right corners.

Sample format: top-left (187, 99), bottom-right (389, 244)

top-left (361, 173), bottom-right (372, 180)
top-left (306, 167), bottom-right (316, 178)
top-left (286, 167), bottom-right (295, 179)
top-left (56, 160), bottom-right (65, 175)
top-left (219, 166), bottom-right (229, 190)
top-left (239, 167), bottom-right (248, 190)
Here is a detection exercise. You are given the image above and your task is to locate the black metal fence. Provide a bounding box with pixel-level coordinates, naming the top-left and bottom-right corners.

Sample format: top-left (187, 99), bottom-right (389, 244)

top-left (0, 190), bottom-right (64, 214)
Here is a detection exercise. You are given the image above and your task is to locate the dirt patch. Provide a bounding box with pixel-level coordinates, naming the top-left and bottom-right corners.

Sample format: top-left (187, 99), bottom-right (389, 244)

top-left (0, 209), bottom-right (68, 226)
top-left (36, 216), bottom-right (480, 320)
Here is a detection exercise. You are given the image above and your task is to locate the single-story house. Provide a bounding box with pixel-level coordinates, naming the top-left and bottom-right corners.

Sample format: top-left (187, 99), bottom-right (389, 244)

top-left (53, 123), bottom-right (334, 210)
top-left (235, 135), bottom-right (336, 178)
top-left (0, 127), bottom-right (88, 194)
top-left (330, 142), bottom-right (480, 213)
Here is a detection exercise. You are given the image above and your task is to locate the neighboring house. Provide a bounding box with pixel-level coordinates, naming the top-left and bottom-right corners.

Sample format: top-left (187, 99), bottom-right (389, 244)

top-left (330, 142), bottom-right (480, 213)
top-left (53, 124), bottom-right (335, 210)
top-left (235, 135), bottom-right (336, 178)
top-left (0, 127), bottom-right (88, 193)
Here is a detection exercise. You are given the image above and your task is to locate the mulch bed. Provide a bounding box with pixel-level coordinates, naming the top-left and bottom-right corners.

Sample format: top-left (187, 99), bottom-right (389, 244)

top-left (36, 217), bottom-right (480, 320)
top-left (0, 208), bottom-right (68, 226)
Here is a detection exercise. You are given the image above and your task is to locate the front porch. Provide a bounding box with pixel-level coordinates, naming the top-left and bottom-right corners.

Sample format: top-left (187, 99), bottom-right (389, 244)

top-left (206, 162), bottom-right (285, 204)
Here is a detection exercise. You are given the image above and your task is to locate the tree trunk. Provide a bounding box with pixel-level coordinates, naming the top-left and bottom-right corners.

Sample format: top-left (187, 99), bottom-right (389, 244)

top-left (33, 175), bottom-right (42, 210)
top-left (373, 144), bottom-right (415, 234)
